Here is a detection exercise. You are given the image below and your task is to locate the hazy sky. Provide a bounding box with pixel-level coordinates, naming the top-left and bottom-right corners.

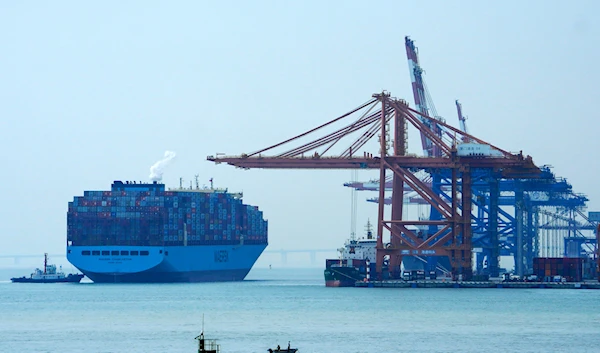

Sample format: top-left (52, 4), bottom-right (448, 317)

top-left (1, 1), bottom-right (599, 257)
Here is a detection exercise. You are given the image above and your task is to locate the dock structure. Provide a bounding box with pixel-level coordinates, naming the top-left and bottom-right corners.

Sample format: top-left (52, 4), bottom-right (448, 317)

top-left (355, 280), bottom-right (600, 290)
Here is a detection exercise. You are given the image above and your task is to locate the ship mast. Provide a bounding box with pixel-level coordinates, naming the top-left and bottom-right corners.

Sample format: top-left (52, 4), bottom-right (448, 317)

top-left (365, 219), bottom-right (373, 239)
top-left (44, 253), bottom-right (48, 274)
top-left (195, 314), bottom-right (220, 353)
top-left (197, 314), bottom-right (205, 353)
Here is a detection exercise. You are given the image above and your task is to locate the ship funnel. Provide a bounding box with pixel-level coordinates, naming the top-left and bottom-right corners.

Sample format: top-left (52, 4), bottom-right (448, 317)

top-left (149, 150), bottom-right (176, 182)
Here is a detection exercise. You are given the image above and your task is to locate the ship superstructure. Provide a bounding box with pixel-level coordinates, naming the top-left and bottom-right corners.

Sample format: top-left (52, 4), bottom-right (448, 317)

top-left (66, 180), bottom-right (268, 283)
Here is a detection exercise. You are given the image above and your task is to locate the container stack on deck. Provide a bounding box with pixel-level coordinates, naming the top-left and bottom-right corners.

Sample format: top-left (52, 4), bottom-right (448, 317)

top-left (67, 181), bottom-right (268, 247)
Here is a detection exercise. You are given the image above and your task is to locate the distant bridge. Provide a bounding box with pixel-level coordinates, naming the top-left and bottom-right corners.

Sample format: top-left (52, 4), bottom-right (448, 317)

top-left (0, 249), bottom-right (337, 266)
top-left (0, 254), bottom-right (64, 259)
top-left (263, 249), bottom-right (337, 265)
top-left (0, 254), bottom-right (65, 266)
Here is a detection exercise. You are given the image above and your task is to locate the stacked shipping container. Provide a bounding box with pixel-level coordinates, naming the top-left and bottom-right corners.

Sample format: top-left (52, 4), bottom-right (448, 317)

top-left (532, 257), bottom-right (592, 282)
top-left (67, 181), bottom-right (268, 247)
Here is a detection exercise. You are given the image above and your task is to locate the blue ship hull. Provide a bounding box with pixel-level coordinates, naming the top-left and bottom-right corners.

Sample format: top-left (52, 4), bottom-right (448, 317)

top-left (67, 244), bottom-right (267, 283)
top-left (82, 269), bottom-right (250, 283)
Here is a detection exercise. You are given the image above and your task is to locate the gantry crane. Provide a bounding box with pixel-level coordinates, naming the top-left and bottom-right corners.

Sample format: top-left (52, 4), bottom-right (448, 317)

top-left (208, 92), bottom-right (543, 280)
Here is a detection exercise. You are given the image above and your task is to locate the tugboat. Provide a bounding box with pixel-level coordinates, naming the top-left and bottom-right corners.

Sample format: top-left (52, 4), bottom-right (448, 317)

top-left (267, 342), bottom-right (298, 353)
top-left (11, 253), bottom-right (84, 283)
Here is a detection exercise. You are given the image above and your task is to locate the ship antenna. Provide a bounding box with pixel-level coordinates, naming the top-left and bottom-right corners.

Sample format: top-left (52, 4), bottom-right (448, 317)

top-left (179, 177), bottom-right (183, 189)
top-left (366, 219), bottom-right (373, 240)
top-left (196, 313), bottom-right (206, 353)
top-left (195, 174), bottom-right (200, 190)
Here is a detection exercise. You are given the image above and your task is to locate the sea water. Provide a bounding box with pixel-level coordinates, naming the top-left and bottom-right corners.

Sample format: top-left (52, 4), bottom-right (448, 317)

top-left (1, 267), bottom-right (599, 353)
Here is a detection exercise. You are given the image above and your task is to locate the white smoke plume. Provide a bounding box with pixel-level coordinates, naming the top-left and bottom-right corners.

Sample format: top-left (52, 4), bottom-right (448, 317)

top-left (149, 151), bottom-right (177, 182)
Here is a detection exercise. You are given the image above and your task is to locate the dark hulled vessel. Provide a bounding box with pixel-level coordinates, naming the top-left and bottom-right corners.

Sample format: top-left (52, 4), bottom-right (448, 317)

top-left (324, 221), bottom-right (378, 287)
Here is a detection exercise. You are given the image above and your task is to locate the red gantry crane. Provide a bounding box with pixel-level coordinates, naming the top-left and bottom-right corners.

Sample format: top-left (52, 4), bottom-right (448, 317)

top-left (208, 93), bottom-right (542, 280)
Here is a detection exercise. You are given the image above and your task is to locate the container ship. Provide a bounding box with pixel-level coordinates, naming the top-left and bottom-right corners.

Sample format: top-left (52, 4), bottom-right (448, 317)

top-left (66, 180), bottom-right (268, 283)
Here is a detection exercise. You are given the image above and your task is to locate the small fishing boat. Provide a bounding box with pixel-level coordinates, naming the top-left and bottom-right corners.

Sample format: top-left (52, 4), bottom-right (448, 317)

top-left (196, 331), bottom-right (220, 353)
top-left (267, 342), bottom-right (298, 353)
top-left (193, 317), bottom-right (297, 353)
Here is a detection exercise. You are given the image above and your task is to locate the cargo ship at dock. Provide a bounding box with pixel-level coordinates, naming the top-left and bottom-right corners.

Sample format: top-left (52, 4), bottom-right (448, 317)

top-left (66, 180), bottom-right (268, 283)
top-left (324, 221), bottom-right (380, 287)
top-left (324, 220), bottom-right (455, 286)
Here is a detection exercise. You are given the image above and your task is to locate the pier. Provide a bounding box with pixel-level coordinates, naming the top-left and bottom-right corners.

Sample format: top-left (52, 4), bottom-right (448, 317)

top-left (356, 280), bottom-right (600, 290)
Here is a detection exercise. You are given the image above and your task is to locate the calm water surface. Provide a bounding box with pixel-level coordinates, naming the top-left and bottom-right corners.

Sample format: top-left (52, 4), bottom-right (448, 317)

top-left (1, 267), bottom-right (599, 353)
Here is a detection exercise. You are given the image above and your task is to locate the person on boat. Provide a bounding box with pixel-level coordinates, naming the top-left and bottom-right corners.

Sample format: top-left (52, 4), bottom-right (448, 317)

top-left (277, 345), bottom-right (280, 351)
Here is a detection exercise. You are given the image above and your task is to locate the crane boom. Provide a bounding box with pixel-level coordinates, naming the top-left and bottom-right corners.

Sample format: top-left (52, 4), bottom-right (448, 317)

top-left (405, 36), bottom-right (443, 157)
top-left (405, 36), bottom-right (433, 157)
top-left (455, 100), bottom-right (469, 141)
top-left (456, 100), bottom-right (466, 132)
